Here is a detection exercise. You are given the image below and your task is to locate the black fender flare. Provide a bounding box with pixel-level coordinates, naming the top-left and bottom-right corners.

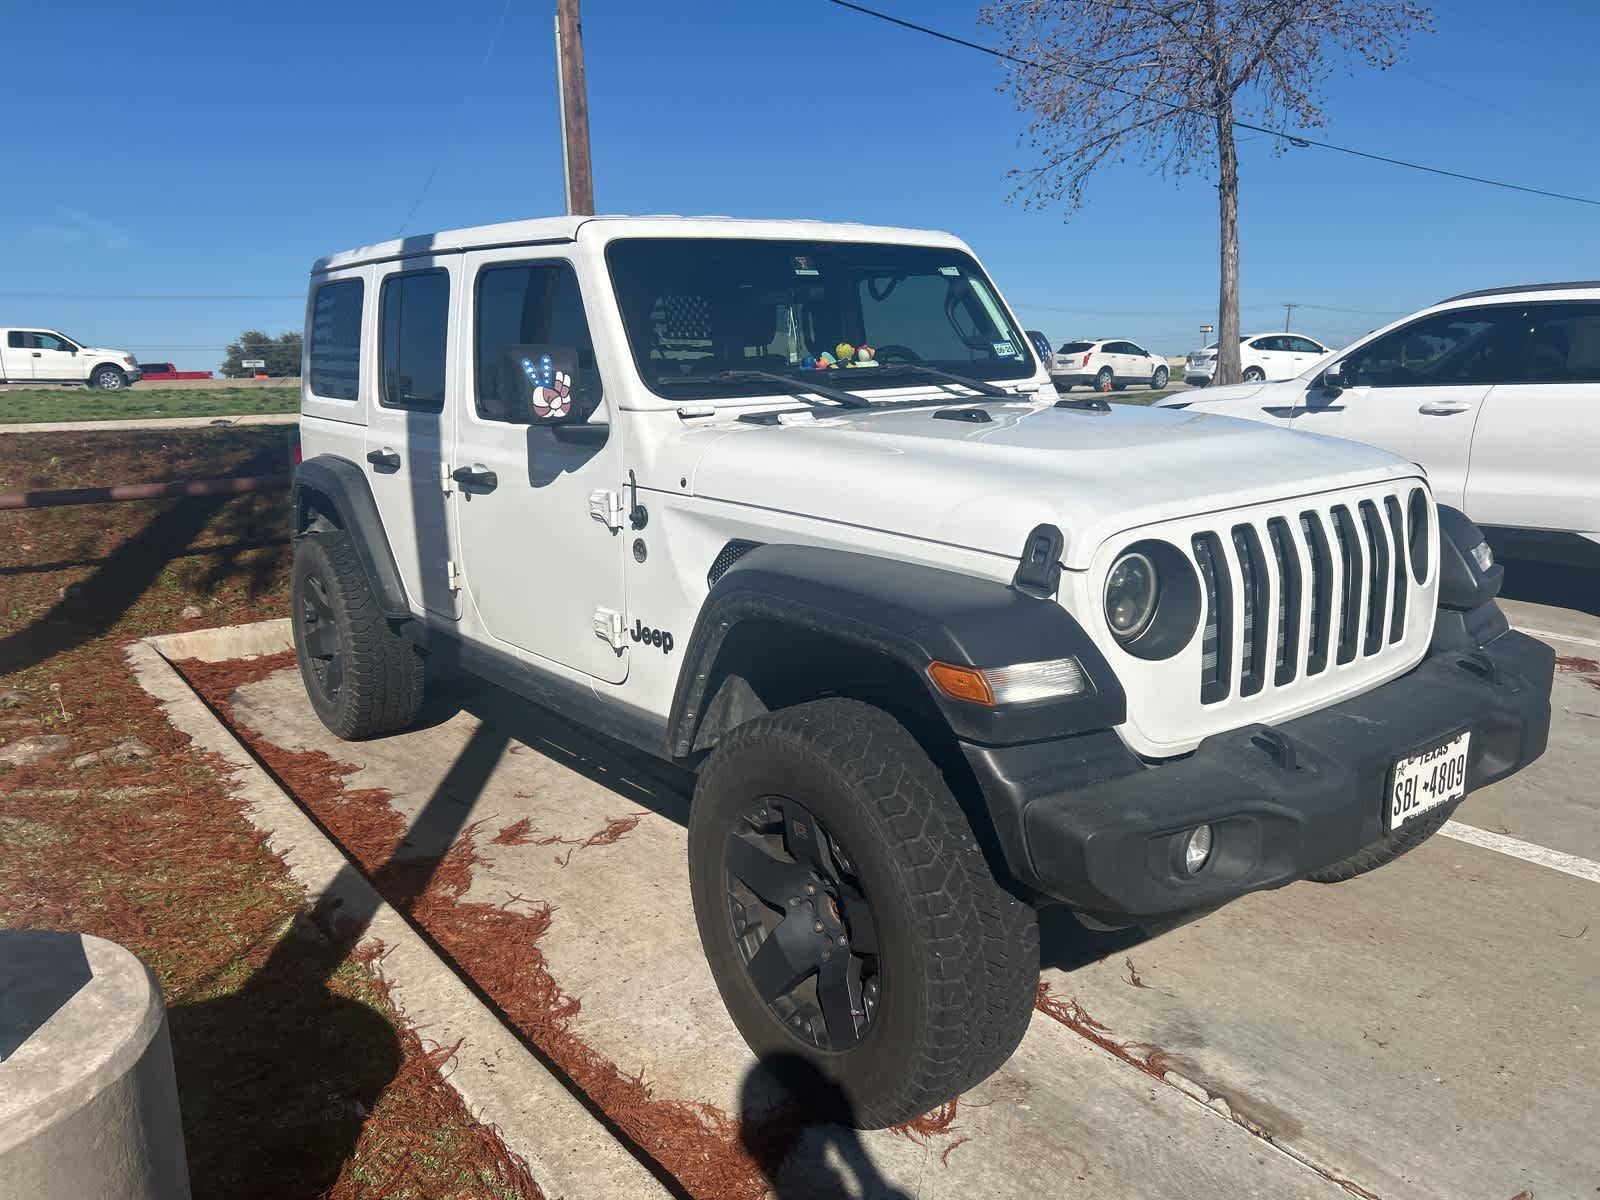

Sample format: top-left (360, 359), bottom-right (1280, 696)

top-left (666, 543), bottom-right (1125, 759)
top-left (290, 455), bottom-right (411, 619)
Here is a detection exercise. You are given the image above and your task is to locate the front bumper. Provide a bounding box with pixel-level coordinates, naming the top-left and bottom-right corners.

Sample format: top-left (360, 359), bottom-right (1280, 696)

top-left (964, 628), bottom-right (1553, 922)
top-left (127, 368), bottom-right (143, 383)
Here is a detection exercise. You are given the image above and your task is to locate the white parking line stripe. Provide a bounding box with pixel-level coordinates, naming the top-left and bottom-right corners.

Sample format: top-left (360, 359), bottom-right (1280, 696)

top-left (1439, 820), bottom-right (1600, 884)
top-left (1515, 625), bottom-right (1600, 651)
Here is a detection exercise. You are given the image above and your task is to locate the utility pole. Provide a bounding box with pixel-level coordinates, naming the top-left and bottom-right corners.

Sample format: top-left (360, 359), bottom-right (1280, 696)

top-left (554, 0), bottom-right (594, 215)
top-left (1283, 302), bottom-right (1298, 332)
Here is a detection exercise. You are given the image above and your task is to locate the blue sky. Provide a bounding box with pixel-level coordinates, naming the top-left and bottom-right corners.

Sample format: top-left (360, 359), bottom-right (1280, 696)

top-left (4, 0), bottom-right (1597, 369)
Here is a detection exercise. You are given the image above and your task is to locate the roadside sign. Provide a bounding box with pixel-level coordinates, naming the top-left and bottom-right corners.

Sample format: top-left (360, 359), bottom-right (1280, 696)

top-left (241, 359), bottom-right (266, 369)
top-left (1199, 325), bottom-right (1214, 334)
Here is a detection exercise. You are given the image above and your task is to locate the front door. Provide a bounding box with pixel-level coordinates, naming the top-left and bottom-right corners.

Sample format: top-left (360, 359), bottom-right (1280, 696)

top-left (363, 262), bottom-right (462, 619)
top-left (1292, 304), bottom-right (1524, 509)
top-left (452, 250), bottom-right (628, 684)
top-left (33, 332), bottom-right (81, 380)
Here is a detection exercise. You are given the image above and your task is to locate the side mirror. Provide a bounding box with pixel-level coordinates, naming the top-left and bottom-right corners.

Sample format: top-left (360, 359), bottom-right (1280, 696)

top-left (1320, 363), bottom-right (1346, 398)
top-left (499, 345), bottom-right (596, 425)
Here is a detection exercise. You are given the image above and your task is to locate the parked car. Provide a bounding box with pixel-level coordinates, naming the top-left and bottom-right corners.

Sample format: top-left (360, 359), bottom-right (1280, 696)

top-left (1157, 282), bottom-right (1600, 567)
top-left (0, 328), bottom-right (142, 389)
top-left (1184, 332), bottom-right (1331, 386)
top-left (138, 362), bottom-right (215, 381)
top-left (1052, 338), bottom-right (1169, 390)
top-left (1024, 329), bottom-right (1053, 366)
top-left (290, 214), bottom-right (1551, 1127)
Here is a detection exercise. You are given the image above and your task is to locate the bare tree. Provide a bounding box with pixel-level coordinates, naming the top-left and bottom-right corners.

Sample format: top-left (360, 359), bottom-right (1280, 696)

top-left (981, 0), bottom-right (1430, 384)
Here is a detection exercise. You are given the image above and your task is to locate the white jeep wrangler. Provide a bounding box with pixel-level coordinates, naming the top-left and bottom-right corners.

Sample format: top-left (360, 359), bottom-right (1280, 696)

top-left (291, 216), bottom-right (1553, 1127)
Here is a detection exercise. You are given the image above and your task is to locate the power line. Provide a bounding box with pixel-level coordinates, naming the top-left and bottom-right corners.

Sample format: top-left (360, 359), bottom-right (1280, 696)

top-left (0, 290), bottom-right (301, 301)
top-left (827, 0), bottom-right (1600, 209)
top-left (396, 0), bottom-right (518, 235)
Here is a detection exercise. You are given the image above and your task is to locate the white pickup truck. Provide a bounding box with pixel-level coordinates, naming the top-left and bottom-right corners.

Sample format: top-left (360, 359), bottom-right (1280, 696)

top-left (0, 328), bottom-right (142, 389)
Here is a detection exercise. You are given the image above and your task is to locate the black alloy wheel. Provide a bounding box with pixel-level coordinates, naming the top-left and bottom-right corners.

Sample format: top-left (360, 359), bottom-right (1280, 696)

top-left (724, 795), bottom-right (880, 1051)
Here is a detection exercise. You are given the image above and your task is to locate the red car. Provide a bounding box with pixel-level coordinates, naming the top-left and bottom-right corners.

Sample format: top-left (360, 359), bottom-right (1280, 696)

top-left (137, 362), bottom-right (214, 381)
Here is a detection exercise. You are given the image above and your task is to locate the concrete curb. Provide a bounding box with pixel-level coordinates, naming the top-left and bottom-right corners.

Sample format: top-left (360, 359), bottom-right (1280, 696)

top-left (0, 413), bottom-right (297, 434)
top-left (126, 624), bottom-right (671, 1200)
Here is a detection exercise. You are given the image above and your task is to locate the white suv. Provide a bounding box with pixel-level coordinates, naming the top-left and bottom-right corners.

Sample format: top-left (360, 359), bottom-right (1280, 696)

top-left (1159, 283), bottom-right (1600, 568)
top-left (1052, 338), bottom-right (1169, 391)
top-left (1185, 332), bottom-right (1331, 386)
top-left (290, 216), bottom-right (1551, 1128)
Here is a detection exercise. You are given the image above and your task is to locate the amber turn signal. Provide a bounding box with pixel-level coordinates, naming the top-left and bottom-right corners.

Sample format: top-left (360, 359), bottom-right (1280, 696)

top-left (927, 662), bottom-right (995, 705)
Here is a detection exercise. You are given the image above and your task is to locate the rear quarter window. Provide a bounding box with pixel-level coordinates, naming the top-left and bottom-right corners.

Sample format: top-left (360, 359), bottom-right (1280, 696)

top-left (308, 278), bottom-right (364, 401)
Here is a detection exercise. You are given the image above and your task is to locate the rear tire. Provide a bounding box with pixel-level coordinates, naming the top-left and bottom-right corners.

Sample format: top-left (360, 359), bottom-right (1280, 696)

top-left (291, 530), bottom-right (425, 740)
top-left (1243, 366), bottom-right (1266, 383)
top-left (688, 698), bottom-right (1038, 1128)
top-left (1306, 801), bottom-right (1458, 883)
top-left (1095, 367), bottom-right (1114, 392)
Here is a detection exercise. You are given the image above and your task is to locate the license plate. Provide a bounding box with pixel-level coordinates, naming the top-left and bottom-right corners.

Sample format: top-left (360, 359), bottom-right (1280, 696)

top-left (1387, 732), bottom-right (1470, 829)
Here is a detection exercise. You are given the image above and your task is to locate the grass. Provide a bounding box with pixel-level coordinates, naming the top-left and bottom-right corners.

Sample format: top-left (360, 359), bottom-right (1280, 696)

top-left (0, 386), bottom-right (299, 424)
top-left (0, 427), bottom-right (541, 1199)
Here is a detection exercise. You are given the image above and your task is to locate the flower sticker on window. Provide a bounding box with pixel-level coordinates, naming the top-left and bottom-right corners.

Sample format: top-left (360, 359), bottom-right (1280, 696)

top-left (521, 353), bottom-right (572, 419)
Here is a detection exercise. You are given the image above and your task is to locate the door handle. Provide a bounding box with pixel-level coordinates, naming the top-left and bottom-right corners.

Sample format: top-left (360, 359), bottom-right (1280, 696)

top-left (450, 464), bottom-right (498, 492)
top-left (366, 447), bottom-right (401, 470)
top-left (1417, 400), bottom-right (1471, 416)
top-left (31, 351), bottom-right (41, 357)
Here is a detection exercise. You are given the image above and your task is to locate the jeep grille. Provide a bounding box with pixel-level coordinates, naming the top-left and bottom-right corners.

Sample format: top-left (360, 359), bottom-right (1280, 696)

top-left (1192, 488), bottom-right (1429, 705)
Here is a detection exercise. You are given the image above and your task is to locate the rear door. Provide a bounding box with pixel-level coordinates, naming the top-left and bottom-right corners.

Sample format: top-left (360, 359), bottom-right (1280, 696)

top-left (452, 249), bottom-right (628, 683)
top-left (1248, 336), bottom-right (1291, 380)
top-left (3, 331), bottom-right (35, 380)
top-left (1466, 299), bottom-right (1600, 534)
top-left (364, 260), bottom-right (462, 620)
top-left (1294, 304), bottom-right (1523, 509)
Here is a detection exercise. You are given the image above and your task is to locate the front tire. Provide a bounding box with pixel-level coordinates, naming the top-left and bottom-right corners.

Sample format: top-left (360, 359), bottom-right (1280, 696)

top-left (688, 699), bottom-right (1038, 1128)
top-left (91, 365), bottom-right (127, 390)
top-left (1152, 366), bottom-right (1170, 389)
top-left (291, 531), bottom-right (425, 740)
top-left (1306, 802), bottom-right (1458, 883)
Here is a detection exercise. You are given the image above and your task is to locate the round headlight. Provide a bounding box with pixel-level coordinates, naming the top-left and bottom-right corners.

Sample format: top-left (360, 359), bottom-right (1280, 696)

top-left (1105, 551), bottom-right (1159, 641)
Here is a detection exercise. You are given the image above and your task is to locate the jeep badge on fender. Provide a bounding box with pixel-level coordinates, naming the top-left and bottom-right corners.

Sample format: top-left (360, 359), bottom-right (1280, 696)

top-left (631, 620), bottom-right (673, 653)
top-left (289, 214), bottom-right (1554, 1130)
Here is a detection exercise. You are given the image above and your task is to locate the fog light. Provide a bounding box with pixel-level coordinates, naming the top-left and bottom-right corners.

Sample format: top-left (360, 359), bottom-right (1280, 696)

top-left (1183, 825), bottom-right (1213, 875)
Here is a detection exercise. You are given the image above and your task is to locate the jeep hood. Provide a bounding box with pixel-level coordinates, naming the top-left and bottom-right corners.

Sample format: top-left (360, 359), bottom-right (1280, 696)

top-left (689, 400), bottom-right (1420, 570)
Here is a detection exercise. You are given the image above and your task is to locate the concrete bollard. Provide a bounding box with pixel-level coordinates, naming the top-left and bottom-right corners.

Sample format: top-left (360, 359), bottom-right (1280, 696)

top-left (0, 931), bottom-right (190, 1200)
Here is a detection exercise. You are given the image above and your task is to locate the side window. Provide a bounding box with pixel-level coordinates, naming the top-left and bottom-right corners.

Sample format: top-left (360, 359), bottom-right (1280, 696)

top-left (35, 333), bottom-right (70, 352)
top-left (7, 331), bottom-right (26, 348)
top-left (1126, 342), bottom-right (1148, 358)
top-left (1252, 336), bottom-right (1285, 353)
top-left (1289, 336), bottom-right (1325, 354)
top-left (308, 279), bottom-right (363, 401)
top-left (474, 260), bottom-right (602, 424)
top-left (1342, 306), bottom-right (1526, 389)
top-left (1519, 302), bottom-right (1600, 383)
top-left (379, 269), bottom-right (450, 413)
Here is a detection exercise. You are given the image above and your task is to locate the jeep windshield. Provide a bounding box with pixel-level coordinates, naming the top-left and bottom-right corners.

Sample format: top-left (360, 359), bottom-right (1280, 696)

top-left (605, 238), bottom-right (1037, 403)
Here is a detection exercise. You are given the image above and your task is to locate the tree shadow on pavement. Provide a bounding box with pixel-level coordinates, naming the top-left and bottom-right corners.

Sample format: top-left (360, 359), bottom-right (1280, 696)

top-left (739, 1053), bottom-right (912, 1200)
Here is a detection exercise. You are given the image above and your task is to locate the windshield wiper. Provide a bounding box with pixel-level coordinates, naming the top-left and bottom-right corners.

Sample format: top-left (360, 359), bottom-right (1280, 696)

top-left (868, 363), bottom-right (1011, 398)
top-left (677, 368), bottom-right (872, 409)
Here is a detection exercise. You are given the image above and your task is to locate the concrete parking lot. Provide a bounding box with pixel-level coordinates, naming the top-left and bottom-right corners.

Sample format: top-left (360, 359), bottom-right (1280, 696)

top-left (182, 570), bottom-right (1598, 1199)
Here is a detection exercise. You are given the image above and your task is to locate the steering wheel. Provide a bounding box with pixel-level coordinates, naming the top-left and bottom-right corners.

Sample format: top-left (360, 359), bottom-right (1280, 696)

top-left (874, 344), bottom-right (923, 364)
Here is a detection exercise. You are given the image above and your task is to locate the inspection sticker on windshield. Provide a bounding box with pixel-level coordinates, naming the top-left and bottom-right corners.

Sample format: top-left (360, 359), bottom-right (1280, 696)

top-left (791, 256), bottom-right (819, 276)
top-left (992, 340), bottom-right (1021, 358)
top-left (1387, 731), bottom-right (1469, 830)
top-left (938, 265), bottom-right (961, 276)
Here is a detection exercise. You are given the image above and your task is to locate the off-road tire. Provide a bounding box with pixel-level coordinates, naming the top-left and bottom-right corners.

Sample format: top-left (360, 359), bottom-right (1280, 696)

top-left (291, 531), bottom-right (424, 740)
top-left (688, 698), bottom-right (1038, 1128)
top-left (91, 365), bottom-right (127, 390)
top-left (1305, 801), bottom-right (1458, 883)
